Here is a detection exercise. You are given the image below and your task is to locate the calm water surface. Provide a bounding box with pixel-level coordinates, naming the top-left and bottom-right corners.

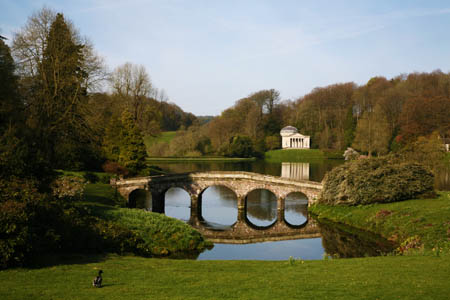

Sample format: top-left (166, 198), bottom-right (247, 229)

top-left (148, 159), bottom-right (449, 260)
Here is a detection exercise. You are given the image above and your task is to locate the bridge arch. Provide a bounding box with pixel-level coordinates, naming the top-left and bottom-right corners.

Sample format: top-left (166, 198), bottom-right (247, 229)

top-left (245, 188), bottom-right (278, 228)
top-left (164, 186), bottom-right (191, 221)
top-left (113, 171), bottom-right (323, 222)
top-left (128, 188), bottom-right (151, 210)
top-left (198, 185), bottom-right (239, 227)
top-left (284, 191), bottom-right (308, 227)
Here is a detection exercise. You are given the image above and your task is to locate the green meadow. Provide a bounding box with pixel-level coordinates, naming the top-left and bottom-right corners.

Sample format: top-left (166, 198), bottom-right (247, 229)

top-left (1, 255), bottom-right (449, 300)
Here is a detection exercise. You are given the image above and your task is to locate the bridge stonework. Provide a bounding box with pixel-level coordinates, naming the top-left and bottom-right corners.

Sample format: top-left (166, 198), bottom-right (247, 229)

top-left (112, 171), bottom-right (323, 243)
top-left (112, 171), bottom-right (322, 209)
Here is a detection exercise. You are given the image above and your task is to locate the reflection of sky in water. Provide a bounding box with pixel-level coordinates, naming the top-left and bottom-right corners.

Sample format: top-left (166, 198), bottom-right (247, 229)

top-left (285, 192), bottom-right (308, 226)
top-left (198, 238), bottom-right (324, 260)
top-left (201, 186), bottom-right (237, 226)
top-left (165, 187), bottom-right (191, 221)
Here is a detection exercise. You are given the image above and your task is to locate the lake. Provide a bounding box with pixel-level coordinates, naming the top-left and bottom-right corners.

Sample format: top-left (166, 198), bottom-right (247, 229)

top-left (147, 159), bottom-right (449, 260)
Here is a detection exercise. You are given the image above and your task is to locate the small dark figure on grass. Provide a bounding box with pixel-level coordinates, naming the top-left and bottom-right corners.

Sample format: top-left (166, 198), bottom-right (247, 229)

top-left (92, 270), bottom-right (103, 288)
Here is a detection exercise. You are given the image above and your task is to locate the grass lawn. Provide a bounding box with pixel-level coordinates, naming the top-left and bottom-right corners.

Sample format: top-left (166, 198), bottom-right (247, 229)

top-left (146, 157), bottom-right (256, 162)
top-left (1, 255), bottom-right (449, 299)
top-left (144, 131), bottom-right (177, 148)
top-left (265, 149), bottom-right (343, 162)
top-left (445, 152), bottom-right (450, 163)
top-left (310, 191), bottom-right (450, 252)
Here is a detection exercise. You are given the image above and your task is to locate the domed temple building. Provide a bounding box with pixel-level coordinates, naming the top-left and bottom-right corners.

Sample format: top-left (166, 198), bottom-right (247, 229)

top-left (280, 126), bottom-right (310, 149)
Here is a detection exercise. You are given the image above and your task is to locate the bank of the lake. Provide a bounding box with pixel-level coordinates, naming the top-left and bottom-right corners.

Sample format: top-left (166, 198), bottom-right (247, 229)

top-left (147, 157), bottom-right (256, 162)
top-left (265, 149), bottom-right (343, 162)
top-left (81, 183), bottom-right (212, 257)
top-left (1, 255), bottom-right (449, 299)
top-left (310, 191), bottom-right (450, 252)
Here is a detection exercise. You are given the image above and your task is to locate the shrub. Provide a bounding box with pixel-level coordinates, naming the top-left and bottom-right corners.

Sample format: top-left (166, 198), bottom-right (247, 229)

top-left (227, 135), bottom-right (254, 158)
top-left (185, 150), bottom-right (202, 157)
top-left (83, 171), bottom-right (99, 183)
top-left (99, 173), bottom-right (112, 184)
top-left (0, 179), bottom-right (67, 268)
top-left (265, 135), bottom-right (280, 151)
top-left (0, 178), bottom-right (142, 268)
top-left (89, 206), bottom-right (212, 256)
top-left (50, 176), bottom-right (86, 201)
top-left (320, 157), bottom-right (435, 206)
top-left (0, 200), bottom-right (29, 268)
top-left (102, 161), bottom-right (129, 177)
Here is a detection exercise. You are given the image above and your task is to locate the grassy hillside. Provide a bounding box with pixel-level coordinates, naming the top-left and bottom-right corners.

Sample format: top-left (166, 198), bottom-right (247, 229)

top-left (81, 183), bottom-right (211, 257)
top-left (146, 157), bottom-right (256, 162)
top-left (265, 149), bottom-right (343, 162)
top-left (1, 255), bottom-right (449, 299)
top-left (310, 191), bottom-right (450, 252)
top-left (144, 131), bottom-right (177, 149)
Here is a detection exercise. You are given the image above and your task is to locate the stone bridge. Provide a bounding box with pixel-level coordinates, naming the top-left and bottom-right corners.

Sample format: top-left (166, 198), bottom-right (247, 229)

top-left (113, 171), bottom-right (322, 223)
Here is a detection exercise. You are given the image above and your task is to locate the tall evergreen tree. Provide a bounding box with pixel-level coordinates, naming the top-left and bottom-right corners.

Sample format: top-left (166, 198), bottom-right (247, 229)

top-left (0, 37), bottom-right (52, 180)
top-left (118, 110), bottom-right (147, 175)
top-left (0, 37), bottom-right (21, 129)
top-left (29, 13), bottom-right (94, 168)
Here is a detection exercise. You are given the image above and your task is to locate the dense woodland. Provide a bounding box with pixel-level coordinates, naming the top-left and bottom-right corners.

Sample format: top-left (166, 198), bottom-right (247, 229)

top-left (167, 74), bottom-right (450, 158)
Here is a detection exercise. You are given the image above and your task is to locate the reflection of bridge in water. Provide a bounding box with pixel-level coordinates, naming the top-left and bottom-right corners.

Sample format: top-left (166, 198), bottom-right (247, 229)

top-left (190, 217), bottom-right (321, 244)
top-left (113, 171), bottom-right (323, 243)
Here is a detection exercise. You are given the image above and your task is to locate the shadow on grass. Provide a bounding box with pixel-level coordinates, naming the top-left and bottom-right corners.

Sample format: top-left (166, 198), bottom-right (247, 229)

top-left (28, 253), bottom-right (112, 269)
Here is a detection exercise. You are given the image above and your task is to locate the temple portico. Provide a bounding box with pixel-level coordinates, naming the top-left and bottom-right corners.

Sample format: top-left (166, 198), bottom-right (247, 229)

top-left (280, 126), bottom-right (310, 149)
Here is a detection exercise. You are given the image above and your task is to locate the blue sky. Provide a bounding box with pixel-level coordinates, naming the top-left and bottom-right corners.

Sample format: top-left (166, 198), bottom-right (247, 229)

top-left (2, 0), bottom-right (450, 115)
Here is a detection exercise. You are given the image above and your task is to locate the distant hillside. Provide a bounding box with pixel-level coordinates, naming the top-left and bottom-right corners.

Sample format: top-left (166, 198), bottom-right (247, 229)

top-left (196, 116), bottom-right (214, 125)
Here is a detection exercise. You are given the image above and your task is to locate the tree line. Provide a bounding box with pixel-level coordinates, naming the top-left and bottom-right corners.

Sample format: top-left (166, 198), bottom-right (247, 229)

top-left (165, 73), bottom-right (450, 158)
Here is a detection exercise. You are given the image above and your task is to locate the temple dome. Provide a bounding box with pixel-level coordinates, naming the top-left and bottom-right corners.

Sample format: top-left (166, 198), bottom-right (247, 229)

top-left (280, 126), bottom-right (298, 136)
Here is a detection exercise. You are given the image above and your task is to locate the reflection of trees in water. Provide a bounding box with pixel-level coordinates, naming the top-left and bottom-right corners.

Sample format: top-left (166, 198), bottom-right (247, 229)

top-left (151, 160), bottom-right (342, 183)
top-left (200, 186), bottom-right (238, 227)
top-left (246, 189), bottom-right (277, 221)
top-left (319, 222), bottom-right (395, 258)
top-left (285, 192), bottom-right (308, 217)
top-left (435, 164), bottom-right (450, 190)
top-left (308, 160), bottom-right (343, 182)
top-left (204, 185), bottom-right (237, 206)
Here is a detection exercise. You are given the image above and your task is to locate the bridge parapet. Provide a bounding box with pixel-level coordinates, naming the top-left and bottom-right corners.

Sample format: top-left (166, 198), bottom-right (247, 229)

top-left (112, 171), bottom-right (323, 209)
